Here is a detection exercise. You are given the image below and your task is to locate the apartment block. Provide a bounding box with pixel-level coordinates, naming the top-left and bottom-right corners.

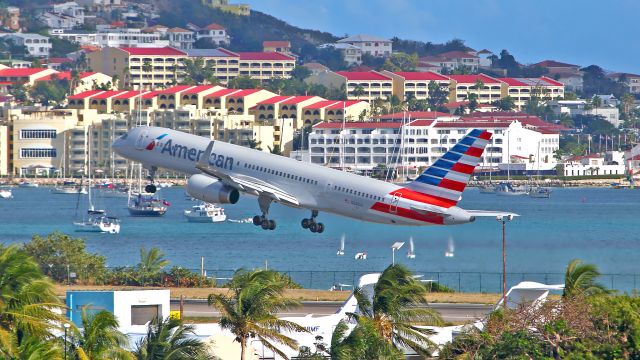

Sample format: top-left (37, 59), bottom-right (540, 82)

top-left (254, 95), bottom-right (324, 128)
top-left (185, 49), bottom-right (239, 83)
top-left (87, 47), bottom-right (188, 89)
top-left (448, 74), bottom-right (505, 104)
top-left (301, 100), bottom-right (370, 125)
top-left (229, 50), bottom-right (296, 80)
top-left (0, 34), bottom-right (52, 57)
top-left (167, 27), bottom-right (195, 50)
top-left (306, 70), bottom-right (393, 101)
top-left (382, 71), bottom-right (451, 101)
top-left (499, 77), bottom-right (565, 108)
top-left (336, 34), bottom-right (392, 57)
top-left (0, 68), bottom-right (58, 86)
top-left (191, 23), bottom-right (230, 45)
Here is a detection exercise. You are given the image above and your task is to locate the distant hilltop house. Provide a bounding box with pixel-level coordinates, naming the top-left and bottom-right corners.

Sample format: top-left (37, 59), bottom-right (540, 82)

top-left (0, 7), bottom-right (21, 31)
top-left (0, 33), bottom-right (52, 58)
top-left (319, 43), bottom-right (363, 66)
top-left (336, 34), bottom-right (392, 57)
top-left (188, 23), bottom-right (230, 46)
top-left (37, 1), bottom-right (86, 30)
top-left (75, 0), bottom-right (124, 12)
top-left (201, 0), bottom-right (250, 16)
top-left (419, 51), bottom-right (480, 73)
top-left (607, 73), bottom-right (640, 95)
top-left (263, 41), bottom-right (291, 54)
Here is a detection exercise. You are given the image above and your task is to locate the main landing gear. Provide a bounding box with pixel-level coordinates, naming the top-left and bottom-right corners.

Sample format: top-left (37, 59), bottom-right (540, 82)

top-left (144, 166), bottom-right (158, 194)
top-left (301, 210), bottom-right (324, 233)
top-left (253, 195), bottom-right (276, 230)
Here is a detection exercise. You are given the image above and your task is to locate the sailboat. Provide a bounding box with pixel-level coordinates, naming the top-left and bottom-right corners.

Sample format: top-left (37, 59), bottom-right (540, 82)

top-left (445, 236), bottom-right (455, 257)
top-left (406, 236), bottom-right (415, 259)
top-left (73, 127), bottom-right (121, 234)
top-left (337, 234), bottom-right (345, 256)
top-left (495, 130), bottom-right (527, 196)
top-left (127, 163), bottom-right (169, 217)
top-left (528, 141), bottom-right (552, 198)
top-left (479, 145), bottom-right (495, 194)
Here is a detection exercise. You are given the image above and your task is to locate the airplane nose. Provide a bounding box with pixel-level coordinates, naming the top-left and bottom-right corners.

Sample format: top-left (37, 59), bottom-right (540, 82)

top-left (111, 133), bottom-right (128, 155)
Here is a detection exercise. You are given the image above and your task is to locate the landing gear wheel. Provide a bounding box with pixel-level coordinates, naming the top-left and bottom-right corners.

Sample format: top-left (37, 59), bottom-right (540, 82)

top-left (261, 219), bottom-right (271, 230)
top-left (145, 184), bottom-right (157, 193)
top-left (309, 223), bottom-right (318, 233)
top-left (316, 223), bottom-right (325, 233)
top-left (301, 218), bottom-right (310, 229)
top-left (268, 220), bottom-right (276, 230)
top-left (253, 215), bottom-right (262, 226)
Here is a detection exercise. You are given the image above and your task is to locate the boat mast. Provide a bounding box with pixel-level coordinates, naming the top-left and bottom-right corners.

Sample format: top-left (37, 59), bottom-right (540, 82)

top-left (87, 125), bottom-right (94, 211)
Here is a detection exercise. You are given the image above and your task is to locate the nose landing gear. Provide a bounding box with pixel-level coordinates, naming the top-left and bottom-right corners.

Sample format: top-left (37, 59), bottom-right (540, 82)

top-left (144, 166), bottom-right (158, 193)
top-left (301, 210), bottom-right (324, 233)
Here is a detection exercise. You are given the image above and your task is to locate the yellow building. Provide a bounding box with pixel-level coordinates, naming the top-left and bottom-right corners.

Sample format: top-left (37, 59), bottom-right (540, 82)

top-left (87, 47), bottom-right (188, 90)
top-left (448, 74), bottom-right (505, 104)
top-left (381, 70), bottom-right (451, 101)
top-left (499, 77), bottom-right (565, 109)
top-left (305, 70), bottom-right (393, 101)
top-left (254, 95), bottom-right (325, 129)
top-left (301, 100), bottom-right (370, 125)
top-left (201, 0), bottom-right (250, 16)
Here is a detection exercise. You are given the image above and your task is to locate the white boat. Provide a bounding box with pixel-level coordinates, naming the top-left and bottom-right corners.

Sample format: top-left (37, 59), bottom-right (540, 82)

top-left (337, 234), bottom-right (345, 256)
top-left (18, 181), bottom-right (38, 188)
top-left (354, 252), bottom-right (367, 260)
top-left (74, 216), bottom-right (120, 234)
top-left (445, 236), bottom-right (455, 257)
top-left (478, 184), bottom-right (495, 194)
top-left (157, 182), bottom-right (173, 188)
top-left (52, 182), bottom-right (88, 194)
top-left (183, 202), bottom-right (226, 223)
top-left (127, 163), bottom-right (169, 217)
top-left (406, 236), bottom-right (415, 259)
top-left (0, 189), bottom-right (12, 198)
top-left (494, 182), bottom-right (528, 196)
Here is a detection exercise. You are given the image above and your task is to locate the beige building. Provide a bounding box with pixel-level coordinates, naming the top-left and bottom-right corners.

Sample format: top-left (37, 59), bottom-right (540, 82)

top-left (448, 74), bottom-right (505, 104)
top-left (301, 100), bottom-right (370, 125)
top-left (499, 77), bottom-right (565, 109)
top-left (223, 88), bottom-right (277, 116)
top-left (306, 70), bottom-right (393, 101)
top-left (35, 71), bottom-right (114, 94)
top-left (254, 95), bottom-right (324, 129)
top-left (87, 47), bottom-right (188, 90)
top-left (0, 68), bottom-right (58, 86)
top-left (382, 71), bottom-right (451, 101)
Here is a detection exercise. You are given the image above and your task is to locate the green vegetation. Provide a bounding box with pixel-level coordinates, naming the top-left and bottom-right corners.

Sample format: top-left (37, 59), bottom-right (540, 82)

top-left (207, 268), bottom-right (307, 359)
top-left (133, 317), bottom-right (212, 360)
top-left (563, 259), bottom-right (608, 298)
top-left (70, 308), bottom-right (133, 360)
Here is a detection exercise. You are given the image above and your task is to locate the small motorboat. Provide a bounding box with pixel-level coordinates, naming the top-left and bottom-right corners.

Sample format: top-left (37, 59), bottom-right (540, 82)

top-left (183, 202), bottom-right (226, 223)
top-left (52, 181), bottom-right (87, 194)
top-left (337, 234), bottom-right (345, 256)
top-left (406, 237), bottom-right (415, 259)
top-left (494, 182), bottom-right (527, 196)
top-left (355, 252), bottom-right (367, 260)
top-left (0, 189), bottom-right (12, 199)
top-left (445, 236), bottom-right (455, 258)
top-left (528, 187), bottom-right (552, 198)
top-left (18, 181), bottom-right (38, 188)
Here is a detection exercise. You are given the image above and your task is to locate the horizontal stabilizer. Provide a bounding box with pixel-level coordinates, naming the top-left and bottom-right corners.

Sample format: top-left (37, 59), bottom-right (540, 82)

top-left (467, 210), bottom-right (520, 218)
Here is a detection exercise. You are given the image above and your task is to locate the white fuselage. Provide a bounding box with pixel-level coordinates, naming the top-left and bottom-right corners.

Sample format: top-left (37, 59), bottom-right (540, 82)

top-left (113, 127), bottom-right (473, 226)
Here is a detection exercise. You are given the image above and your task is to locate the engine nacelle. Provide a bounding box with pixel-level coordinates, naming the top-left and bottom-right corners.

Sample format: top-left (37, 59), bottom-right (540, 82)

top-left (186, 174), bottom-right (239, 204)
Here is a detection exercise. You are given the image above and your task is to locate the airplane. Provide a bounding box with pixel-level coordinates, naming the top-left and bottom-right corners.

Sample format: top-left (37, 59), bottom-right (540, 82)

top-left (112, 126), bottom-right (516, 233)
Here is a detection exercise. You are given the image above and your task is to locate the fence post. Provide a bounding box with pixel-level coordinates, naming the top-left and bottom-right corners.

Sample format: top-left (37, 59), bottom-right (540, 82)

top-left (635, 275), bottom-right (637, 291)
top-left (545, 273), bottom-right (548, 284)
top-left (611, 275), bottom-right (614, 290)
top-left (309, 271), bottom-right (313, 289)
top-left (479, 273), bottom-right (482, 293)
top-left (458, 272), bottom-right (461, 292)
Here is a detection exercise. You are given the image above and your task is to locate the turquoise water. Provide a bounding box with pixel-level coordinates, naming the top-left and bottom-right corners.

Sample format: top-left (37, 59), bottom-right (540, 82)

top-left (1, 186), bottom-right (639, 291)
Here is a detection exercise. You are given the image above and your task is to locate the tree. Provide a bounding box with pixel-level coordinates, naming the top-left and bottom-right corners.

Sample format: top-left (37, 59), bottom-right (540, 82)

top-left (228, 76), bottom-right (260, 89)
top-left (620, 93), bottom-right (636, 119)
top-left (248, 138), bottom-right (262, 150)
top-left (71, 308), bottom-right (133, 360)
top-left (0, 245), bottom-right (67, 358)
top-left (180, 58), bottom-right (216, 85)
top-left (207, 269), bottom-right (307, 360)
top-left (137, 247), bottom-right (169, 286)
top-left (467, 92), bottom-right (479, 113)
top-left (563, 259), bottom-right (608, 298)
top-left (23, 232), bottom-right (106, 284)
top-left (427, 80), bottom-right (449, 110)
top-left (291, 66), bottom-right (312, 81)
top-left (30, 80), bottom-right (68, 105)
top-left (492, 96), bottom-right (516, 111)
top-left (48, 37), bottom-right (80, 58)
top-left (141, 61), bottom-right (152, 90)
top-left (381, 52), bottom-right (418, 72)
top-left (331, 318), bottom-right (403, 359)
top-left (134, 317), bottom-right (211, 360)
top-left (352, 84), bottom-right (365, 100)
top-left (347, 264), bottom-right (443, 357)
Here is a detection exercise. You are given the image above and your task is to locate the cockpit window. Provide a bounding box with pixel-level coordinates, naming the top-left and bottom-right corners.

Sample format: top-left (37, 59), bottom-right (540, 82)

top-left (119, 133), bottom-right (128, 140)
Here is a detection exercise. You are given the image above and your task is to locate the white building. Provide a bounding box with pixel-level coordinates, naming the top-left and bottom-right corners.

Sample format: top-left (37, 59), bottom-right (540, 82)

top-left (320, 43), bottom-right (362, 65)
top-left (560, 154), bottom-right (625, 177)
top-left (548, 100), bottom-right (621, 128)
top-left (167, 27), bottom-right (195, 50)
top-left (304, 112), bottom-right (562, 175)
top-left (39, 1), bottom-right (85, 29)
top-left (0, 33), bottom-right (52, 57)
top-left (190, 23), bottom-right (230, 46)
top-left (336, 34), bottom-right (392, 57)
top-left (50, 28), bottom-right (170, 48)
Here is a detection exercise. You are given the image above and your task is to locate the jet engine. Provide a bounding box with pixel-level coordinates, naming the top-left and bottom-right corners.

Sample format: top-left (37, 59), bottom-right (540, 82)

top-left (186, 174), bottom-right (239, 204)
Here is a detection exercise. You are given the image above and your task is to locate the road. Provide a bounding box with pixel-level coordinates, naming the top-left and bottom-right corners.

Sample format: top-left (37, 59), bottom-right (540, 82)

top-left (170, 299), bottom-right (493, 323)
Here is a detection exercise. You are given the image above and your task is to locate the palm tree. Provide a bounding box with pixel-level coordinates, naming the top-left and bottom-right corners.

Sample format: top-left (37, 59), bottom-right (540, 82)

top-left (137, 247), bottom-right (169, 286)
top-left (207, 269), bottom-right (307, 360)
top-left (180, 58), bottom-right (216, 85)
top-left (348, 264), bottom-right (443, 357)
top-left (71, 308), bottom-right (133, 360)
top-left (0, 245), bottom-right (67, 358)
top-left (134, 317), bottom-right (210, 360)
top-left (563, 259), bottom-right (608, 298)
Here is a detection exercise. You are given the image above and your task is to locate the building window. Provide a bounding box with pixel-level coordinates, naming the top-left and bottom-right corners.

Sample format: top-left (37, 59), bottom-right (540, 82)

top-left (20, 129), bottom-right (57, 139)
top-left (20, 148), bottom-right (57, 158)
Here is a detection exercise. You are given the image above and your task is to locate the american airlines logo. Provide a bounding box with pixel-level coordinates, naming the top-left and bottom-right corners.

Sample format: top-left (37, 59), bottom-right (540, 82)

top-left (145, 133), bottom-right (168, 150)
top-left (158, 139), bottom-right (234, 170)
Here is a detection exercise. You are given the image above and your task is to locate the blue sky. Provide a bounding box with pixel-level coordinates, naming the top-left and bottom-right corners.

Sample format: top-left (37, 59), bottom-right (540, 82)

top-left (243, 0), bottom-right (638, 73)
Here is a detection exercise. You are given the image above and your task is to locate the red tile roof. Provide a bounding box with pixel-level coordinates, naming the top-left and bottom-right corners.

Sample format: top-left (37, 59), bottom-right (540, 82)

top-left (314, 121), bottom-right (403, 129)
top-left (204, 88), bottom-right (242, 98)
top-left (540, 76), bottom-right (564, 86)
top-left (434, 121), bottom-right (511, 128)
top-left (326, 100), bottom-right (365, 109)
top-left (141, 91), bottom-right (160, 99)
top-left (36, 71), bottom-right (97, 81)
top-left (68, 90), bottom-right (104, 99)
top-left (533, 60), bottom-right (579, 68)
top-left (227, 88), bottom-right (262, 97)
top-left (257, 95), bottom-right (293, 105)
top-left (119, 47), bottom-right (187, 56)
top-left (375, 111), bottom-right (450, 120)
top-left (113, 90), bottom-right (147, 99)
top-left (237, 52), bottom-right (295, 61)
top-left (335, 71), bottom-right (392, 81)
top-left (46, 57), bottom-right (73, 64)
top-left (498, 77), bottom-right (528, 86)
top-left (157, 85), bottom-right (195, 94)
top-left (91, 90), bottom-right (128, 99)
top-left (263, 41), bottom-right (290, 48)
top-left (438, 51), bottom-right (478, 59)
top-left (304, 100), bottom-right (339, 110)
top-left (444, 101), bottom-right (496, 109)
top-left (206, 23), bottom-right (225, 30)
top-left (392, 71), bottom-right (450, 81)
top-left (181, 85), bottom-right (218, 94)
top-left (0, 68), bottom-right (52, 77)
top-left (280, 95), bottom-right (319, 104)
top-left (448, 74), bottom-right (500, 84)
top-left (407, 119), bottom-right (435, 127)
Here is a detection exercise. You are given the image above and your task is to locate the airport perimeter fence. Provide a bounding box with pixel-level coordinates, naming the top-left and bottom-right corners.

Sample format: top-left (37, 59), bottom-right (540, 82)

top-left (197, 269), bottom-right (640, 294)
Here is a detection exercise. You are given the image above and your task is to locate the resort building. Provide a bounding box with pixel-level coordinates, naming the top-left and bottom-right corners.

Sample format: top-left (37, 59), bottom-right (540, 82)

top-left (0, 68), bottom-right (58, 86)
top-left (254, 95), bottom-right (325, 128)
top-left (301, 100), bottom-right (370, 126)
top-left (498, 77), bottom-right (565, 108)
top-left (381, 71), bottom-right (451, 101)
top-left (305, 70), bottom-right (393, 101)
top-left (419, 51), bottom-right (480, 73)
top-left (448, 74), bottom-right (505, 104)
top-left (560, 154), bottom-right (625, 177)
top-left (336, 34), bottom-right (392, 57)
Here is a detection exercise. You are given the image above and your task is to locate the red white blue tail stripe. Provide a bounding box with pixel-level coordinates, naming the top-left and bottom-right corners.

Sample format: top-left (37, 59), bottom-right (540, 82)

top-left (406, 129), bottom-right (492, 204)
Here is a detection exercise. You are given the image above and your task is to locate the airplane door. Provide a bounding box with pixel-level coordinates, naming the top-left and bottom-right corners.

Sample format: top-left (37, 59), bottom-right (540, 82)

top-left (390, 192), bottom-right (401, 214)
top-left (135, 129), bottom-right (149, 150)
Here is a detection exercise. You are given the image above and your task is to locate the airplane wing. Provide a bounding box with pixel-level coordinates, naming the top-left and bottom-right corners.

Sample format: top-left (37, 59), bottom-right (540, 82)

top-left (195, 141), bottom-right (300, 207)
top-left (467, 210), bottom-right (520, 218)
